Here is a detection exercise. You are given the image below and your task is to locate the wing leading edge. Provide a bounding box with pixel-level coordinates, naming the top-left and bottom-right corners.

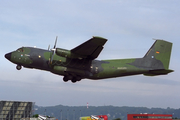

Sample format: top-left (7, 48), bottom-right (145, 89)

top-left (71, 36), bottom-right (107, 60)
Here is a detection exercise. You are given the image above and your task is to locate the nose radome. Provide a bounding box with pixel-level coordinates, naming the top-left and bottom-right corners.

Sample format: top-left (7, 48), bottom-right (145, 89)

top-left (5, 53), bottom-right (12, 60)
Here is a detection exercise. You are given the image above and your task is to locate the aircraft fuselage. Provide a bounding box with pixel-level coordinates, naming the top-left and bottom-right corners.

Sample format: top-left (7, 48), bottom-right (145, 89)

top-left (5, 47), bottom-right (147, 81)
top-left (5, 37), bottom-right (173, 83)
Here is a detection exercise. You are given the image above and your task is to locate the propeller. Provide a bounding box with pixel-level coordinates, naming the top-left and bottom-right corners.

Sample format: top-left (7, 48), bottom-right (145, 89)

top-left (49, 36), bottom-right (58, 64)
top-left (48, 45), bottom-right (50, 51)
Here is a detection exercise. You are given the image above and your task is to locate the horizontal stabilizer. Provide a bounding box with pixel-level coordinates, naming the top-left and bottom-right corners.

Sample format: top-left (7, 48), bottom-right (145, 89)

top-left (144, 69), bottom-right (174, 76)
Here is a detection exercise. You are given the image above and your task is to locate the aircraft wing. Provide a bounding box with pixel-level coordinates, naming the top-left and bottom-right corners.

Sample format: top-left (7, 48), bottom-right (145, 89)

top-left (71, 36), bottom-right (107, 60)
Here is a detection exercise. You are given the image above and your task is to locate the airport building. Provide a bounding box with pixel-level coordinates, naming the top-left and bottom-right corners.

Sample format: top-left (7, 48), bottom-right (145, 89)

top-left (128, 114), bottom-right (172, 120)
top-left (0, 100), bottom-right (34, 120)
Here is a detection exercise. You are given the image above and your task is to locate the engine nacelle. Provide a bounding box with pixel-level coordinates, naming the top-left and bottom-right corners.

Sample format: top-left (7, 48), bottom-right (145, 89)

top-left (56, 48), bottom-right (85, 59)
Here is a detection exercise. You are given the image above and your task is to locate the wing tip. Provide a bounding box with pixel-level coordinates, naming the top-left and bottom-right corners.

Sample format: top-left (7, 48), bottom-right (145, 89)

top-left (93, 36), bottom-right (107, 40)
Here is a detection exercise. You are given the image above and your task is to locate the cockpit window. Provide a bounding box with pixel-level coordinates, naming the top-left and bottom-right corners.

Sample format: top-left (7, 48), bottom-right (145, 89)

top-left (16, 47), bottom-right (24, 52)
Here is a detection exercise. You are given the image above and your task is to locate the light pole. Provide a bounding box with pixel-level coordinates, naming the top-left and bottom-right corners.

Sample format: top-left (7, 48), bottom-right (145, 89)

top-left (67, 109), bottom-right (69, 120)
top-left (60, 110), bottom-right (62, 120)
top-left (73, 110), bottom-right (75, 120)
top-left (80, 110), bottom-right (81, 118)
top-left (44, 109), bottom-right (46, 117)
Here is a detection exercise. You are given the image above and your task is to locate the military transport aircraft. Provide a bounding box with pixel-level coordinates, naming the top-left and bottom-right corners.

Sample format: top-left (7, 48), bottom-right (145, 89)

top-left (5, 36), bottom-right (173, 83)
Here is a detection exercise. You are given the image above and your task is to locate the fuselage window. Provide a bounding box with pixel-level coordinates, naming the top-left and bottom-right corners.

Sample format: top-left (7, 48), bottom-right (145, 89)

top-left (17, 48), bottom-right (24, 52)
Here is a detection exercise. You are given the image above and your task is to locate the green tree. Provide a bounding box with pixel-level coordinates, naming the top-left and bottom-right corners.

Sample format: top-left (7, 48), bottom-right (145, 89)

top-left (32, 114), bottom-right (39, 118)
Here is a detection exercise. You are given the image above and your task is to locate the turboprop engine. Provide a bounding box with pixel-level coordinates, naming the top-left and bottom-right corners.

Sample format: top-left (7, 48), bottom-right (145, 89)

top-left (56, 48), bottom-right (85, 59)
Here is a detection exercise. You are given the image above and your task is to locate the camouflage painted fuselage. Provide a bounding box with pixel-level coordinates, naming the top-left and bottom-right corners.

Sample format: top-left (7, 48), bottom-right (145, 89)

top-left (6, 47), bottom-right (146, 79)
top-left (5, 38), bottom-right (173, 83)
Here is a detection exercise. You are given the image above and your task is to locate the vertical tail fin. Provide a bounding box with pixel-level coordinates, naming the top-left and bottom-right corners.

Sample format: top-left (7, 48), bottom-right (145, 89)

top-left (144, 39), bottom-right (173, 70)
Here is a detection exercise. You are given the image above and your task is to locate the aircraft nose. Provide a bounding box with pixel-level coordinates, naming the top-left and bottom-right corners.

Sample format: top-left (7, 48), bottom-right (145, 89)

top-left (5, 53), bottom-right (12, 60)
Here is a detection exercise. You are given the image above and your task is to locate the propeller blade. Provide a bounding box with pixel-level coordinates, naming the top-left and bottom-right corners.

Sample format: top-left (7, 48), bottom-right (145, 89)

top-left (50, 50), bottom-right (55, 64)
top-left (48, 45), bottom-right (50, 51)
top-left (49, 36), bottom-right (58, 64)
top-left (53, 36), bottom-right (58, 49)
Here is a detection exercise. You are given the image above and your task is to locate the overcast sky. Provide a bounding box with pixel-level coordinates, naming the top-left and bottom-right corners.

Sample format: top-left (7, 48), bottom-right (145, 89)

top-left (0, 0), bottom-right (180, 109)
